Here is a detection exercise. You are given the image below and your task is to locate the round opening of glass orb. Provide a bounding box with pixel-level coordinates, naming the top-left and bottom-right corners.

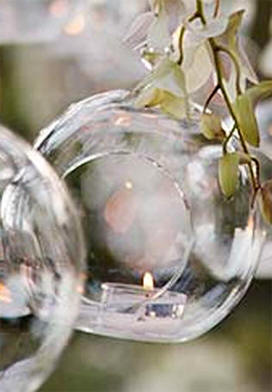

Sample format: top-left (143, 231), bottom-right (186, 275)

top-left (65, 152), bottom-right (193, 339)
top-left (36, 90), bottom-right (265, 343)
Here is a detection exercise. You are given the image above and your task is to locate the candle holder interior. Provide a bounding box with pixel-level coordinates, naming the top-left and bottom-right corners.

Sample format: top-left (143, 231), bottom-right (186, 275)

top-left (66, 149), bottom-right (194, 341)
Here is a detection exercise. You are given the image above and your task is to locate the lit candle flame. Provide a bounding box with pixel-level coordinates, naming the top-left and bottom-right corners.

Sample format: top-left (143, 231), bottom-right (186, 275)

top-left (143, 272), bottom-right (154, 291)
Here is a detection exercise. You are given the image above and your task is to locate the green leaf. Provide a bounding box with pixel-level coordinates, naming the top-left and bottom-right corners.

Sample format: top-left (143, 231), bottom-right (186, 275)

top-left (233, 94), bottom-right (260, 147)
top-left (134, 87), bottom-right (164, 108)
top-left (141, 49), bottom-right (161, 68)
top-left (160, 91), bottom-right (186, 119)
top-left (237, 152), bottom-right (252, 165)
top-left (219, 10), bottom-right (245, 51)
top-left (246, 81), bottom-right (272, 106)
top-left (216, 10), bottom-right (258, 85)
top-left (170, 62), bottom-right (187, 96)
top-left (136, 58), bottom-right (173, 92)
top-left (218, 153), bottom-right (240, 198)
top-left (260, 180), bottom-right (272, 224)
top-left (136, 58), bottom-right (187, 97)
top-left (135, 87), bottom-right (186, 120)
top-left (232, 82), bottom-right (272, 148)
top-left (136, 58), bottom-right (187, 98)
top-left (154, 60), bottom-right (187, 97)
top-left (200, 113), bottom-right (225, 140)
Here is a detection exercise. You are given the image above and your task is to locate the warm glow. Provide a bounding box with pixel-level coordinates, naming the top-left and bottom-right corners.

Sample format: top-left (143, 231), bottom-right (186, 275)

top-left (77, 273), bottom-right (86, 295)
top-left (114, 115), bottom-right (131, 127)
top-left (125, 181), bottom-right (133, 190)
top-left (49, 0), bottom-right (67, 18)
top-left (143, 272), bottom-right (154, 291)
top-left (0, 283), bottom-right (11, 303)
top-left (247, 215), bottom-right (254, 232)
top-left (64, 14), bottom-right (86, 36)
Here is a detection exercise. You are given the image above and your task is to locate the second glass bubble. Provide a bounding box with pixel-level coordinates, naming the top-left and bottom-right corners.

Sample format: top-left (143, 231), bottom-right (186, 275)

top-left (0, 126), bottom-right (85, 392)
top-left (35, 90), bottom-right (265, 342)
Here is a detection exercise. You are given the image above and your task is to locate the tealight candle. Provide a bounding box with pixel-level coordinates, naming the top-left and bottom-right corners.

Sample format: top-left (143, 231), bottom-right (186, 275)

top-left (96, 273), bottom-right (187, 338)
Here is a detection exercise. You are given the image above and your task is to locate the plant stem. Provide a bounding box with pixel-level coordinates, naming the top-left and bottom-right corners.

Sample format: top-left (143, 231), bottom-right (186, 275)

top-left (213, 0), bottom-right (220, 18)
top-left (196, 0), bottom-right (207, 24)
top-left (177, 26), bottom-right (186, 66)
top-left (215, 45), bottom-right (242, 95)
top-left (223, 124), bottom-right (236, 154)
top-left (210, 38), bottom-right (258, 191)
top-left (203, 84), bottom-right (220, 112)
top-left (196, 0), bottom-right (259, 194)
top-left (251, 157), bottom-right (261, 189)
top-left (209, 40), bottom-right (244, 147)
top-left (177, 12), bottom-right (200, 66)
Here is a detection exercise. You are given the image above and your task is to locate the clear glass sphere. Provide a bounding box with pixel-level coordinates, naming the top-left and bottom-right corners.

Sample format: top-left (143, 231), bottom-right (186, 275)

top-left (0, 0), bottom-right (88, 44)
top-left (35, 90), bottom-right (265, 343)
top-left (0, 126), bottom-right (85, 391)
top-left (251, 101), bottom-right (272, 278)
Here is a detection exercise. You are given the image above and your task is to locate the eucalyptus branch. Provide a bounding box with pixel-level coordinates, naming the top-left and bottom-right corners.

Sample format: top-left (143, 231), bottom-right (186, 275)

top-left (210, 39), bottom-right (258, 191)
top-left (196, 0), bottom-right (260, 194)
top-left (134, 0), bottom-right (268, 209)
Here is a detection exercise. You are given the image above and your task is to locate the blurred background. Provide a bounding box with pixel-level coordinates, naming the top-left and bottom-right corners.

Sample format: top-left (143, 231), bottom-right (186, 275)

top-left (0, 0), bottom-right (271, 391)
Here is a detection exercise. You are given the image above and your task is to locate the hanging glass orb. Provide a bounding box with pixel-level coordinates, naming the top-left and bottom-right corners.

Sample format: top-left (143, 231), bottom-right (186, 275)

top-left (35, 89), bottom-right (265, 343)
top-left (251, 153), bottom-right (272, 279)
top-left (0, 0), bottom-right (88, 44)
top-left (251, 102), bottom-right (272, 279)
top-left (0, 126), bottom-right (85, 392)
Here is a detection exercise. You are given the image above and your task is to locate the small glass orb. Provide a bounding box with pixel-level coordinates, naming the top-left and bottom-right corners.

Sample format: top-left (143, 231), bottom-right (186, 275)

top-left (0, 126), bottom-right (85, 391)
top-left (0, 0), bottom-right (88, 44)
top-left (250, 103), bottom-right (272, 278)
top-left (250, 151), bottom-right (272, 279)
top-left (35, 90), bottom-right (265, 343)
